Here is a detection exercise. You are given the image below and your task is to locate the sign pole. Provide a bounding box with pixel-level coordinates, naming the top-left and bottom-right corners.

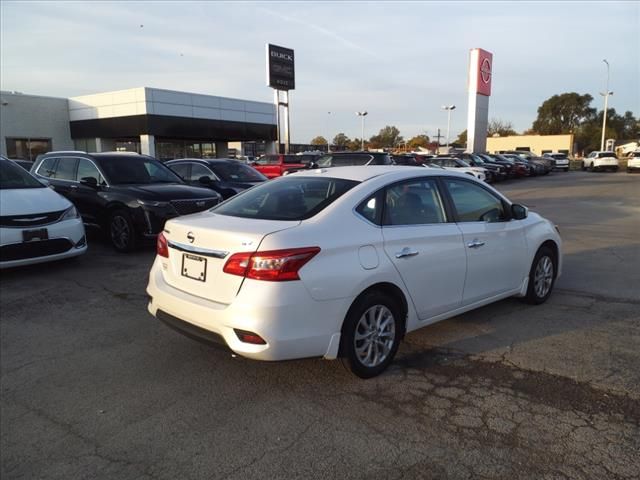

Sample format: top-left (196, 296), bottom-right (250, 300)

top-left (284, 90), bottom-right (291, 154)
top-left (266, 43), bottom-right (295, 155)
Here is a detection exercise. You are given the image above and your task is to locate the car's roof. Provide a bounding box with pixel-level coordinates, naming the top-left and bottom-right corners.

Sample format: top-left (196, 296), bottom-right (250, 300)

top-left (289, 165), bottom-right (451, 182)
top-left (166, 158), bottom-right (239, 164)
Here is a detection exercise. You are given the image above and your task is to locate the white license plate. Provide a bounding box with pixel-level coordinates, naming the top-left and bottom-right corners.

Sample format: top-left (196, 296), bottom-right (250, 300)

top-left (181, 253), bottom-right (207, 282)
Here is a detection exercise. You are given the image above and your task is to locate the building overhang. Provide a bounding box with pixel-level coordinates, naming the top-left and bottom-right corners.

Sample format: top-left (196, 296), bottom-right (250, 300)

top-left (69, 114), bottom-right (276, 141)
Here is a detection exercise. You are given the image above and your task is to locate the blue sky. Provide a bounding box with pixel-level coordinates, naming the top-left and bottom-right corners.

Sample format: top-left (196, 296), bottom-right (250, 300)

top-left (1, 1), bottom-right (638, 143)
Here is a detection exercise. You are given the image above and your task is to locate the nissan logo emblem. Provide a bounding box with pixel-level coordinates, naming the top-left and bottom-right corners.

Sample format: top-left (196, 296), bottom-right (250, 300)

top-left (481, 58), bottom-right (492, 84)
top-left (187, 232), bottom-right (195, 243)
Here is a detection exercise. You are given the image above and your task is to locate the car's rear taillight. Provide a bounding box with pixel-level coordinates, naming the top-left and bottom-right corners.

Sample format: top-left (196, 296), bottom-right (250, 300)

top-left (223, 247), bottom-right (320, 281)
top-left (157, 232), bottom-right (169, 258)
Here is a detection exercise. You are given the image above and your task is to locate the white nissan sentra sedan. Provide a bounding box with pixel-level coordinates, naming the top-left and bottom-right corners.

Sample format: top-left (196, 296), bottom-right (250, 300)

top-left (0, 157), bottom-right (87, 268)
top-left (147, 166), bottom-right (561, 378)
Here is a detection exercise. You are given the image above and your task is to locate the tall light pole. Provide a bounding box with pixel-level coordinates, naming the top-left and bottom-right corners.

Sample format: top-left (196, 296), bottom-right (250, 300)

top-left (356, 111), bottom-right (368, 150)
top-left (600, 60), bottom-right (613, 151)
top-left (442, 105), bottom-right (456, 152)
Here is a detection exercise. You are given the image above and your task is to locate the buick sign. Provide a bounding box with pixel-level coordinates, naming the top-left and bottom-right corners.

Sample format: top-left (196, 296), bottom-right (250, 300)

top-left (266, 44), bottom-right (295, 91)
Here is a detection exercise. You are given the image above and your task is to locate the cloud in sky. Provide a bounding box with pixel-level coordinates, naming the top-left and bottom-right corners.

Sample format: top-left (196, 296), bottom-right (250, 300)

top-left (1, 1), bottom-right (638, 143)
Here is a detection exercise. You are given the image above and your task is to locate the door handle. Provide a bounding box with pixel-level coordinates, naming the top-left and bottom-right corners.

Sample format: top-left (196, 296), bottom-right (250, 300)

top-left (467, 239), bottom-right (485, 249)
top-left (70, 184), bottom-right (79, 190)
top-left (395, 247), bottom-right (419, 258)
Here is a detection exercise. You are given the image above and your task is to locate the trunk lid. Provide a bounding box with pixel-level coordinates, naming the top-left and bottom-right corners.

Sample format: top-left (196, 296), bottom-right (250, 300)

top-left (161, 211), bottom-right (300, 304)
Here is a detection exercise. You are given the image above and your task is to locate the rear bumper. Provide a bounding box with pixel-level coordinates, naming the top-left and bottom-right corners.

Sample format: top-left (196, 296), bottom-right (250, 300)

top-left (146, 257), bottom-right (349, 361)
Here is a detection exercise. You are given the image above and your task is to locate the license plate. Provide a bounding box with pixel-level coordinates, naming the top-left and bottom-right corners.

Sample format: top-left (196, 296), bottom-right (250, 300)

top-left (23, 228), bottom-right (49, 242)
top-left (182, 253), bottom-right (207, 282)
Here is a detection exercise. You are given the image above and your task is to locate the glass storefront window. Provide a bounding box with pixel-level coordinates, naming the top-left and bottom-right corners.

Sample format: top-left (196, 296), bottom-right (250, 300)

top-left (6, 138), bottom-right (52, 161)
top-left (155, 139), bottom-right (218, 161)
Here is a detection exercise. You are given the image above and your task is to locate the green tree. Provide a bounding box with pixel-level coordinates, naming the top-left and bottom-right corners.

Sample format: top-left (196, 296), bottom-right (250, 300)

top-left (348, 138), bottom-right (368, 151)
top-left (575, 108), bottom-right (639, 153)
top-left (332, 133), bottom-right (350, 148)
top-left (407, 134), bottom-right (430, 149)
top-left (531, 93), bottom-right (596, 134)
top-left (310, 136), bottom-right (327, 146)
top-left (487, 119), bottom-right (517, 137)
top-left (455, 130), bottom-right (468, 146)
top-left (369, 126), bottom-right (403, 148)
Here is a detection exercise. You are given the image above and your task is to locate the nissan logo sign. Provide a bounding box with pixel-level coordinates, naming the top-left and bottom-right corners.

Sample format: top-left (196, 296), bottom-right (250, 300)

top-left (187, 232), bottom-right (195, 243)
top-left (481, 58), bottom-right (492, 84)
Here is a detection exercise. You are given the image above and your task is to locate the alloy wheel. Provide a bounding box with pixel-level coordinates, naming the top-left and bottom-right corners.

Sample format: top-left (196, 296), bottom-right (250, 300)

top-left (534, 256), bottom-right (554, 298)
top-left (110, 215), bottom-right (130, 250)
top-left (354, 305), bottom-right (396, 368)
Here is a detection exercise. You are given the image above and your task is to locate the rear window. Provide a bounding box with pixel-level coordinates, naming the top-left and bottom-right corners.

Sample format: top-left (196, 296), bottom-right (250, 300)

top-left (317, 154), bottom-right (373, 167)
top-left (211, 176), bottom-right (359, 221)
top-left (213, 162), bottom-right (267, 182)
top-left (597, 152), bottom-right (617, 158)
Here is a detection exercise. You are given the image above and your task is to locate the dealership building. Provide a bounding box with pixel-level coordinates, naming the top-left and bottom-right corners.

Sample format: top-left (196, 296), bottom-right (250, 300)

top-left (0, 88), bottom-right (277, 161)
top-left (486, 134), bottom-right (574, 156)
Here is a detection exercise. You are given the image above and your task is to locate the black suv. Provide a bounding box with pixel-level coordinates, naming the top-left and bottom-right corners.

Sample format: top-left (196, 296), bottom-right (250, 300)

top-left (165, 158), bottom-right (268, 199)
top-left (31, 152), bottom-right (221, 252)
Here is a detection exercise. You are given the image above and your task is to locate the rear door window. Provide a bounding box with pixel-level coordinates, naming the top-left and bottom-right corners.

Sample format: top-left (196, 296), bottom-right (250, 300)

top-left (169, 163), bottom-right (190, 180)
top-left (190, 163), bottom-right (217, 182)
top-left (36, 157), bottom-right (58, 178)
top-left (384, 179), bottom-right (446, 225)
top-left (76, 158), bottom-right (105, 185)
top-left (55, 157), bottom-right (79, 181)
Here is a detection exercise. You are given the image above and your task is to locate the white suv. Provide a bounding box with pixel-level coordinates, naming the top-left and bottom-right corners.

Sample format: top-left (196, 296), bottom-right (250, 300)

top-left (543, 153), bottom-right (570, 172)
top-left (627, 151), bottom-right (640, 173)
top-left (582, 151), bottom-right (619, 172)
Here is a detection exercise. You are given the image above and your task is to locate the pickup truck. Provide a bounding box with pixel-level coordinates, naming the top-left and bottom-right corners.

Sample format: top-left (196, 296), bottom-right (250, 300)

top-left (252, 154), bottom-right (316, 179)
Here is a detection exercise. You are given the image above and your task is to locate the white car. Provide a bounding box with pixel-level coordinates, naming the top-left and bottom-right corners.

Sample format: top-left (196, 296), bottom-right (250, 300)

top-left (0, 157), bottom-right (87, 268)
top-left (627, 151), bottom-right (640, 173)
top-left (147, 166), bottom-right (562, 378)
top-left (427, 157), bottom-right (487, 181)
top-left (582, 151), bottom-right (619, 172)
top-left (543, 153), bottom-right (570, 172)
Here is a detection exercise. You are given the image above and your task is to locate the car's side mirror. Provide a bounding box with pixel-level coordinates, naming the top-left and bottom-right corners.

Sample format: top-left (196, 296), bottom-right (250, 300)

top-left (511, 203), bottom-right (528, 220)
top-left (80, 176), bottom-right (99, 188)
top-left (198, 176), bottom-right (213, 185)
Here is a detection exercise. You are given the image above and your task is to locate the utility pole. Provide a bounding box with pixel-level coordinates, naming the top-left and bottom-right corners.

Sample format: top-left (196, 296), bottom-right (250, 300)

top-left (434, 128), bottom-right (444, 153)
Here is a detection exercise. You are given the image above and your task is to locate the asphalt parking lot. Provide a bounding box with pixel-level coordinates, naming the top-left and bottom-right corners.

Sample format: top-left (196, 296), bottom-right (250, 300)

top-left (1, 171), bottom-right (639, 480)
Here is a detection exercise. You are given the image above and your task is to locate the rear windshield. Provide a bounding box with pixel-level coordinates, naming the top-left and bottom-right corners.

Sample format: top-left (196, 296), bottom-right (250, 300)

top-left (0, 159), bottom-right (45, 189)
top-left (213, 162), bottom-right (267, 182)
top-left (211, 176), bottom-right (359, 221)
top-left (316, 154), bottom-right (372, 167)
top-left (597, 152), bottom-right (616, 158)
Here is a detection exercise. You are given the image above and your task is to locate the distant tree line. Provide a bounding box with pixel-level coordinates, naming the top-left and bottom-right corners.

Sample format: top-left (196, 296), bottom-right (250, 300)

top-left (310, 93), bottom-right (639, 153)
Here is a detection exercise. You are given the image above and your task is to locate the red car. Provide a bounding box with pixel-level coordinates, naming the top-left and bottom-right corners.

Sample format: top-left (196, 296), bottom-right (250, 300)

top-left (252, 154), bottom-right (315, 179)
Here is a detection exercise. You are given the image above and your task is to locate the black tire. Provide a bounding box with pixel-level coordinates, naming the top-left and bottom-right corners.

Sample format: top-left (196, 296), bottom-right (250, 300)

top-left (589, 163), bottom-right (595, 172)
top-left (523, 246), bottom-right (557, 305)
top-left (108, 209), bottom-right (137, 252)
top-left (628, 168), bottom-right (632, 173)
top-left (340, 291), bottom-right (403, 378)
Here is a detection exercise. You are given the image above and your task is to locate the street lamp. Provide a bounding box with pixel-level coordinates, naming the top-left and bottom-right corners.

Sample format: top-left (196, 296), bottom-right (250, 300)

top-left (442, 105), bottom-right (456, 152)
top-left (327, 111), bottom-right (332, 153)
top-left (600, 60), bottom-right (614, 151)
top-left (356, 111), bottom-right (368, 150)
